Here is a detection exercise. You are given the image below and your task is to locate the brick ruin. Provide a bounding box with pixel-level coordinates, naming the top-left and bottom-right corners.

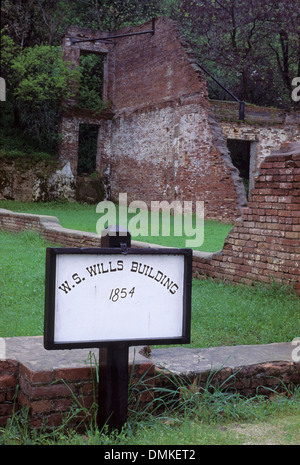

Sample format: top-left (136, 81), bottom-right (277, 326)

top-left (0, 19), bottom-right (300, 427)
top-left (211, 101), bottom-right (300, 193)
top-left (58, 16), bottom-right (300, 223)
top-left (1, 141), bottom-right (299, 294)
top-left (1, 138), bottom-right (300, 432)
top-left (58, 17), bottom-right (246, 222)
top-left (1, 17), bottom-right (300, 432)
top-left (1, 343), bottom-right (299, 430)
top-left (193, 142), bottom-right (300, 295)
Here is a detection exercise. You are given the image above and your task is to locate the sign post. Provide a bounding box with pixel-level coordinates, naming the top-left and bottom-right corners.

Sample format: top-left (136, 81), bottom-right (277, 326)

top-left (44, 225), bottom-right (192, 432)
top-left (98, 226), bottom-right (131, 431)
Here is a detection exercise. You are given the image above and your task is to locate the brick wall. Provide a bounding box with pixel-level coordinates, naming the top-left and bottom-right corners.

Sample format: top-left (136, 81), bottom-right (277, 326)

top-left (193, 142), bottom-right (300, 295)
top-left (0, 360), bottom-right (18, 427)
top-left (59, 17), bottom-right (245, 222)
top-left (0, 142), bottom-right (299, 294)
top-left (106, 98), bottom-right (244, 221)
top-left (0, 210), bottom-right (102, 248)
top-left (1, 142), bottom-right (300, 428)
top-left (210, 100), bottom-right (300, 191)
top-left (0, 353), bottom-right (156, 429)
top-left (1, 354), bottom-right (299, 429)
top-left (106, 18), bottom-right (246, 221)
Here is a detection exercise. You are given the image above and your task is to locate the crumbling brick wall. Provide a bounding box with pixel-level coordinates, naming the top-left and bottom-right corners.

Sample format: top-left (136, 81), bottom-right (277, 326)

top-left (1, 138), bottom-right (299, 295)
top-left (211, 100), bottom-right (300, 191)
top-left (1, 347), bottom-right (299, 429)
top-left (193, 142), bottom-right (300, 294)
top-left (59, 17), bottom-right (246, 222)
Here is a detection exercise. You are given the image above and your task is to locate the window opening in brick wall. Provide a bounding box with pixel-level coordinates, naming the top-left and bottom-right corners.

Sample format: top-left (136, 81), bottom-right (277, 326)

top-left (227, 139), bottom-right (251, 196)
top-left (78, 51), bottom-right (106, 113)
top-left (77, 124), bottom-right (99, 175)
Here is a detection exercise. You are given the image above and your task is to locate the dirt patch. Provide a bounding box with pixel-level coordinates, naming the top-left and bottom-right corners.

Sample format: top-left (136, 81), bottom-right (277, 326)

top-left (226, 417), bottom-right (300, 445)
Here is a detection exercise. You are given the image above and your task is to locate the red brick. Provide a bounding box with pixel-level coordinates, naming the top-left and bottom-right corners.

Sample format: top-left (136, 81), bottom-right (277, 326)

top-left (54, 367), bottom-right (92, 382)
top-left (0, 375), bottom-right (16, 389)
top-left (30, 400), bottom-right (52, 415)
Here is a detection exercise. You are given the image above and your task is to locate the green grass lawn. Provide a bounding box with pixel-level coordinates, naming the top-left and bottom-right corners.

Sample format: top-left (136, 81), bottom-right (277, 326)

top-left (0, 229), bottom-right (299, 345)
top-left (0, 200), bottom-right (233, 252)
top-left (0, 229), bottom-right (299, 445)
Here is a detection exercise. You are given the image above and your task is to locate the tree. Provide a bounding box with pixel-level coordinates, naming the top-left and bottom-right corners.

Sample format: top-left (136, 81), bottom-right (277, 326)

top-left (172, 0), bottom-right (300, 108)
top-left (73, 0), bottom-right (168, 31)
top-left (1, 31), bottom-right (80, 148)
top-left (267, 0), bottom-right (300, 99)
top-left (1, 0), bottom-right (173, 151)
top-left (1, 0), bottom-right (76, 46)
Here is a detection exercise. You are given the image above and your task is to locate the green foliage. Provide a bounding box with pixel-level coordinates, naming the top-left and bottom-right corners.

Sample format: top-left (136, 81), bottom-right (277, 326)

top-left (77, 53), bottom-right (106, 113)
top-left (1, 30), bottom-right (78, 102)
top-left (0, 31), bottom-right (19, 79)
top-left (0, 125), bottom-right (57, 160)
top-left (172, 0), bottom-right (300, 108)
top-left (10, 45), bottom-right (77, 103)
top-left (70, 0), bottom-right (170, 32)
top-left (1, 30), bottom-right (80, 150)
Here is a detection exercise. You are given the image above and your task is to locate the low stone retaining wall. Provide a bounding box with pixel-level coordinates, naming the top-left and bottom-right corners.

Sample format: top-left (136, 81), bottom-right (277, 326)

top-left (0, 337), bottom-right (156, 429)
top-left (0, 338), bottom-right (299, 429)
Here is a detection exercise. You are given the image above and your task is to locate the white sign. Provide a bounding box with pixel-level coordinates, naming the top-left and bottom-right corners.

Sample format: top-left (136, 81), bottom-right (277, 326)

top-left (44, 248), bottom-right (191, 349)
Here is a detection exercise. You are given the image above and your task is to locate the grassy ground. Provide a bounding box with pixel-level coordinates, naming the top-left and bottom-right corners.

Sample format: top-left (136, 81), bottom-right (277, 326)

top-left (0, 229), bottom-right (299, 345)
top-left (1, 366), bottom-right (299, 445)
top-left (0, 229), bottom-right (299, 445)
top-left (0, 200), bottom-right (233, 252)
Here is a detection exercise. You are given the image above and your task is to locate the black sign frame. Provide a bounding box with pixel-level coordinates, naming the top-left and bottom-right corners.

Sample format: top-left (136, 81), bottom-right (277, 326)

top-left (44, 247), bottom-right (192, 350)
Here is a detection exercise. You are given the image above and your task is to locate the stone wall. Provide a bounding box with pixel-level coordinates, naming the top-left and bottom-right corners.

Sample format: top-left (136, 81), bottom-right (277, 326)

top-left (210, 100), bottom-right (300, 191)
top-left (0, 157), bottom-right (105, 204)
top-left (0, 157), bottom-right (76, 202)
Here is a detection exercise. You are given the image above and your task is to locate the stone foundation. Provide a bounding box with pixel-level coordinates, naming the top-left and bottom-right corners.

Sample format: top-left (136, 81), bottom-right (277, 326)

top-left (0, 158), bottom-right (76, 202)
top-left (0, 338), bottom-right (299, 429)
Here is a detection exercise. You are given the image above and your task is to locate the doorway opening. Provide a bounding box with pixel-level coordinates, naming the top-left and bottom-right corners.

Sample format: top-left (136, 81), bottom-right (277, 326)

top-left (77, 123), bottom-right (99, 175)
top-left (227, 139), bottom-right (251, 196)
